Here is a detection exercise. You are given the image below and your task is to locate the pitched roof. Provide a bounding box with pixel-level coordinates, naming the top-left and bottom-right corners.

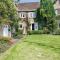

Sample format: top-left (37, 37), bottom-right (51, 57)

top-left (16, 2), bottom-right (40, 11)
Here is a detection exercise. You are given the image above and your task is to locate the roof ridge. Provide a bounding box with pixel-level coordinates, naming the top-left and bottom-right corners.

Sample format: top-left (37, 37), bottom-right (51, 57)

top-left (17, 2), bottom-right (40, 12)
top-left (19, 2), bottom-right (39, 4)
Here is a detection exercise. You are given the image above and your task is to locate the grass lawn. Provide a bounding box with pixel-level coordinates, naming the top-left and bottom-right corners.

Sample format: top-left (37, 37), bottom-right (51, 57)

top-left (0, 35), bottom-right (60, 60)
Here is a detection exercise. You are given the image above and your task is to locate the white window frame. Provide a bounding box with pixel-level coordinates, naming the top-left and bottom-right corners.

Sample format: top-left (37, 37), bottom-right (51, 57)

top-left (28, 12), bottom-right (36, 18)
top-left (19, 23), bottom-right (23, 30)
top-left (20, 12), bottom-right (26, 18)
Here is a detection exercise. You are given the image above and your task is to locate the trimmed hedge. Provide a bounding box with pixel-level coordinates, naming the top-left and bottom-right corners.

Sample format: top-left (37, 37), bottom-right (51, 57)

top-left (54, 29), bottom-right (60, 35)
top-left (28, 30), bottom-right (44, 35)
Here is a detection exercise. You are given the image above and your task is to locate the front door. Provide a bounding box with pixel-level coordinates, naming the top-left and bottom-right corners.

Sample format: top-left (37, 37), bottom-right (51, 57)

top-left (32, 24), bottom-right (34, 30)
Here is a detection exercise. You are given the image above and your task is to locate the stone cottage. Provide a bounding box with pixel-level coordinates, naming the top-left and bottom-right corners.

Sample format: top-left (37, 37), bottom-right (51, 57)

top-left (1, 0), bottom-right (60, 37)
top-left (16, 1), bottom-right (60, 32)
top-left (16, 2), bottom-right (40, 32)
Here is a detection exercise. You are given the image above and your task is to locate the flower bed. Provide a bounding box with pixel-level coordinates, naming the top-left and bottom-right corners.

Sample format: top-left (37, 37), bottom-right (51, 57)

top-left (0, 36), bottom-right (12, 53)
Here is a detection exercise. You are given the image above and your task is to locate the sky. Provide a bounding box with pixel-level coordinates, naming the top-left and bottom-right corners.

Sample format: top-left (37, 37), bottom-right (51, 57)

top-left (20, 0), bottom-right (40, 3)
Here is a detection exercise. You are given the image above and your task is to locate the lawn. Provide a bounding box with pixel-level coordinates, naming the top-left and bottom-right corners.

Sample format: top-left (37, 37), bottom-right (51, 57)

top-left (0, 35), bottom-right (60, 60)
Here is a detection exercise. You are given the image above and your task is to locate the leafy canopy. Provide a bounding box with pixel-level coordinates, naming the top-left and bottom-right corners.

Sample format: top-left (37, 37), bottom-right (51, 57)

top-left (36, 0), bottom-right (57, 32)
top-left (0, 0), bottom-right (18, 25)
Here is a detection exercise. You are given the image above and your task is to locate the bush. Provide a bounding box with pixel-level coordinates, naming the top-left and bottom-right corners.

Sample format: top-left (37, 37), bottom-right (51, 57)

top-left (0, 37), bottom-right (12, 43)
top-left (43, 27), bottom-right (50, 34)
top-left (13, 30), bottom-right (23, 39)
top-left (53, 29), bottom-right (60, 35)
top-left (28, 27), bottom-right (50, 35)
top-left (28, 30), bottom-right (44, 35)
top-left (0, 37), bottom-right (12, 53)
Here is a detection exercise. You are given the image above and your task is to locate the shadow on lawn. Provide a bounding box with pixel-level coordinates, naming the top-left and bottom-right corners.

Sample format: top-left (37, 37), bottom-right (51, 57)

top-left (24, 41), bottom-right (60, 53)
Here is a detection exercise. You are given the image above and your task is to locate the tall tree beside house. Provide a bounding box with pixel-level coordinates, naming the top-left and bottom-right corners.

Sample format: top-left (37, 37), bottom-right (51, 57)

top-left (36, 0), bottom-right (57, 33)
top-left (0, 0), bottom-right (18, 33)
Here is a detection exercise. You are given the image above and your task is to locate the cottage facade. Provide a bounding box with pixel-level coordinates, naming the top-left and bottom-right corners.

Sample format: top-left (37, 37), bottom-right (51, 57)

top-left (16, 1), bottom-right (60, 31)
top-left (16, 2), bottom-right (39, 31)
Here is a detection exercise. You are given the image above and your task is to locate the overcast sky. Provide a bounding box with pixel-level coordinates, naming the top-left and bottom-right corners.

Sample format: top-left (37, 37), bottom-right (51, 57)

top-left (20, 0), bottom-right (40, 3)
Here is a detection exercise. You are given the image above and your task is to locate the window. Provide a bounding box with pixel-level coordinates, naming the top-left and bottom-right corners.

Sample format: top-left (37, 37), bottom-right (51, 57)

top-left (23, 14), bottom-right (25, 17)
top-left (20, 12), bottom-right (26, 18)
top-left (4, 25), bottom-right (8, 28)
top-left (30, 13), bottom-right (33, 17)
top-left (20, 25), bottom-right (22, 28)
top-left (33, 12), bottom-right (36, 18)
top-left (21, 14), bottom-right (22, 17)
top-left (19, 24), bottom-right (22, 29)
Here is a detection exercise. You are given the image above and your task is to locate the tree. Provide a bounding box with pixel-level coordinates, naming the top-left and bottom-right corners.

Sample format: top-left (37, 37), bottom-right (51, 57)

top-left (36, 0), bottom-right (57, 33)
top-left (0, 0), bottom-right (18, 32)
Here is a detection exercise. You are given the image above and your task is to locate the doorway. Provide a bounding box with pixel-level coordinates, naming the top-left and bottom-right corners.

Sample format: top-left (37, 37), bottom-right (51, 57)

top-left (32, 23), bottom-right (34, 30)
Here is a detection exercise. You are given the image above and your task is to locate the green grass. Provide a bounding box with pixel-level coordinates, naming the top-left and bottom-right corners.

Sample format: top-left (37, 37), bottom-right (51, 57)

top-left (0, 35), bottom-right (60, 60)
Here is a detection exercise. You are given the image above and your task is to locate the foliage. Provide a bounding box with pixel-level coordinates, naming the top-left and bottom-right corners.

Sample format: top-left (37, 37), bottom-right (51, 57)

top-left (28, 29), bottom-right (50, 35)
top-left (36, 0), bottom-right (57, 33)
top-left (56, 15), bottom-right (60, 20)
top-left (0, 0), bottom-right (19, 31)
top-left (52, 0), bottom-right (57, 4)
top-left (0, 37), bottom-right (12, 42)
top-left (28, 30), bottom-right (44, 35)
top-left (0, 37), bottom-right (12, 53)
top-left (13, 30), bottom-right (23, 39)
top-left (54, 28), bottom-right (60, 35)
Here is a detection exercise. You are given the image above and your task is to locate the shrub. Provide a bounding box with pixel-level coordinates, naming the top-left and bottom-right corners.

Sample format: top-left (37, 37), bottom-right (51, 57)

top-left (13, 30), bottom-right (23, 39)
top-left (43, 27), bottom-right (50, 34)
top-left (0, 37), bottom-right (12, 53)
top-left (54, 28), bottom-right (60, 35)
top-left (28, 30), bottom-right (44, 35)
top-left (0, 37), bottom-right (12, 43)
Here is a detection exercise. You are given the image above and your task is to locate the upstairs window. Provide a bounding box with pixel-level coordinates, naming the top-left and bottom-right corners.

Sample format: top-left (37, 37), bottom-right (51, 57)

top-left (19, 12), bottom-right (26, 18)
top-left (30, 13), bottom-right (33, 17)
top-left (21, 13), bottom-right (25, 18)
top-left (28, 12), bottom-right (36, 18)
